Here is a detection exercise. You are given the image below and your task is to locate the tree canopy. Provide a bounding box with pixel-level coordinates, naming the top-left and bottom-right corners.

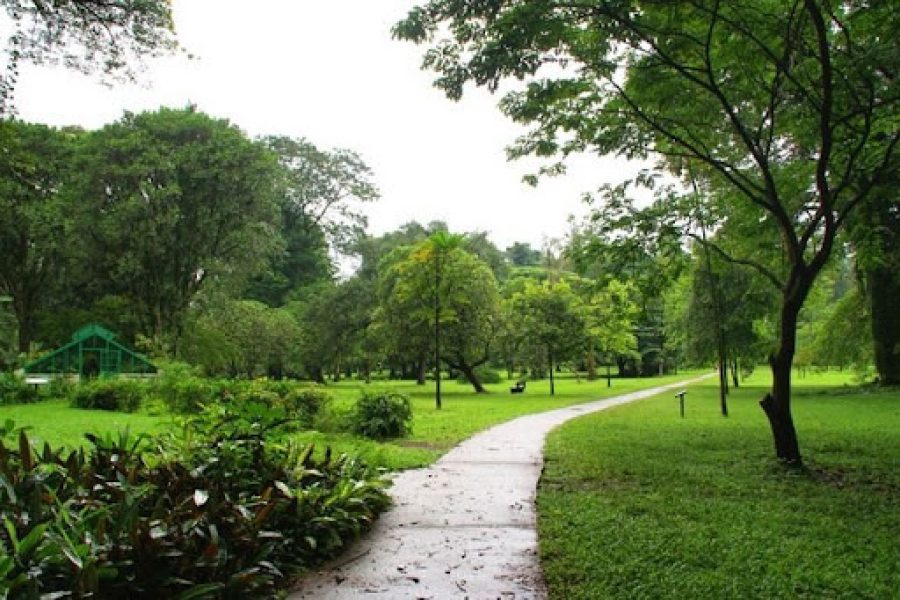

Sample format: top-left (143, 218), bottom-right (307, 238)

top-left (395, 0), bottom-right (900, 464)
top-left (1, 0), bottom-right (177, 114)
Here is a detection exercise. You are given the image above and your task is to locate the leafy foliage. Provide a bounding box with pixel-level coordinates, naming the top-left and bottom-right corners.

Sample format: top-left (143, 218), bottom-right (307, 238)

top-left (0, 0), bottom-right (177, 114)
top-left (352, 390), bottom-right (413, 440)
top-left (0, 374), bottom-right (38, 406)
top-left (71, 378), bottom-right (145, 412)
top-left (0, 401), bottom-right (390, 597)
top-left (456, 366), bottom-right (501, 385)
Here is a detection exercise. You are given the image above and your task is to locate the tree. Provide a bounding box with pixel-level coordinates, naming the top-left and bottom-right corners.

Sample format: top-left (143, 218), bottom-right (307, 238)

top-left (69, 107), bottom-right (280, 351)
top-left (395, 1), bottom-right (899, 464)
top-left (568, 195), bottom-right (686, 377)
top-left (379, 234), bottom-right (501, 401)
top-left (510, 280), bottom-right (586, 396)
top-left (585, 279), bottom-right (639, 387)
top-left (505, 242), bottom-right (543, 267)
top-left (246, 136), bottom-right (380, 305)
top-left (1, 0), bottom-right (177, 114)
top-left (850, 187), bottom-right (900, 384)
top-left (0, 119), bottom-right (73, 352)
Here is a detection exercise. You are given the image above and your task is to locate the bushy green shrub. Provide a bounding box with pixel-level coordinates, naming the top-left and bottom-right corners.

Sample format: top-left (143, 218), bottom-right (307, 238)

top-left (282, 386), bottom-right (331, 428)
top-left (0, 405), bottom-right (390, 598)
top-left (456, 366), bottom-right (501, 385)
top-left (154, 361), bottom-right (215, 413)
top-left (0, 374), bottom-right (38, 405)
top-left (219, 380), bottom-right (330, 429)
top-left (71, 378), bottom-right (145, 412)
top-left (352, 390), bottom-right (412, 439)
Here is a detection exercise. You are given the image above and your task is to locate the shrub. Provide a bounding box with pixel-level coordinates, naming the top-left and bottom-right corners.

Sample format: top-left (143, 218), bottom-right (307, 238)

top-left (0, 374), bottom-right (38, 405)
top-left (0, 405), bottom-right (390, 598)
top-left (154, 361), bottom-right (215, 413)
top-left (71, 378), bottom-right (145, 412)
top-left (352, 390), bottom-right (412, 439)
top-left (282, 386), bottom-right (331, 428)
top-left (456, 366), bottom-right (501, 385)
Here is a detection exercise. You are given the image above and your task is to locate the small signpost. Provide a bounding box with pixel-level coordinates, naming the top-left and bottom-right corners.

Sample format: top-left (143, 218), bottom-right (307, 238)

top-left (676, 390), bottom-right (687, 418)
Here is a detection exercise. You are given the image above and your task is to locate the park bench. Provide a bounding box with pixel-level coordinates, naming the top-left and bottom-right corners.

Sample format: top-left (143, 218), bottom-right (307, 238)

top-left (510, 380), bottom-right (526, 394)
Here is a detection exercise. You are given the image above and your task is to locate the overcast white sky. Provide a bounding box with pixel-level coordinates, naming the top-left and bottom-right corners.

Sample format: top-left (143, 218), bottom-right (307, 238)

top-left (14, 0), bottom-right (638, 252)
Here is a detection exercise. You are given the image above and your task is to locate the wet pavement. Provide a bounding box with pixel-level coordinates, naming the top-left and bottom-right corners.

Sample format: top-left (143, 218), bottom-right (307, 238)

top-left (290, 375), bottom-right (712, 599)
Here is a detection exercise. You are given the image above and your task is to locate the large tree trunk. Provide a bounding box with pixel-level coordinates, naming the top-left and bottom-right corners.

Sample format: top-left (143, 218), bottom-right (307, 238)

top-left (16, 314), bottom-right (31, 354)
top-left (416, 355), bottom-right (427, 385)
top-left (12, 291), bottom-right (34, 354)
top-left (760, 289), bottom-right (806, 465)
top-left (457, 362), bottom-right (486, 393)
top-left (868, 265), bottom-right (900, 384)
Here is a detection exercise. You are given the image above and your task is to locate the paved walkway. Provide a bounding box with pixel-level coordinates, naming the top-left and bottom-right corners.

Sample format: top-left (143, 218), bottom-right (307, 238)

top-left (290, 375), bottom-right (712, 599)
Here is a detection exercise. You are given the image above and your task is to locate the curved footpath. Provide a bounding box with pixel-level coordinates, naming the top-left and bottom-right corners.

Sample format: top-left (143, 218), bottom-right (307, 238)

top-left (290, 374), bottom-right (713, 599)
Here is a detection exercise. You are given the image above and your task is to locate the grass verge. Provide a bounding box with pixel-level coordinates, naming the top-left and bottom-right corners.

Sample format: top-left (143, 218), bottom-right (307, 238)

top-left (293, 371), bottom-right (706, 469)
top-left (537, 371), bottom-right (899, 599)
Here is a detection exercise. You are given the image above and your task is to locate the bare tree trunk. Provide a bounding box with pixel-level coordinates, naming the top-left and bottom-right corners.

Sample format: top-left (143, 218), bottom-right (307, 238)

top-left (760, 290), bottom-right (805, 465)
top-left (416, 355), bottom-right (427, 385)
top-left (731, 358), bottom-right (740, 388)
top-left (586, 347), bottom-right (597, 380)
top-left (548, 349), bottom-right (555, 396)
top-left (457, 363), bottom-right (486, 393)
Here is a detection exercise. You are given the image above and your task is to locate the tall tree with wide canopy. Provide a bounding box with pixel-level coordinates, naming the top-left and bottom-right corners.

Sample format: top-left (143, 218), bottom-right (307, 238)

top-left (395, 0), bottom-right (899, 464)
top-left (246, 136), bottom-right (379, 305)
top-left (70, 107), bottom-right (279, 351)
top-left (0, 119), bottom-right (73, 352)
top-left (379, 234), bottom-right (501, 401)
top-left (1, 0), bottom-right (177, 114)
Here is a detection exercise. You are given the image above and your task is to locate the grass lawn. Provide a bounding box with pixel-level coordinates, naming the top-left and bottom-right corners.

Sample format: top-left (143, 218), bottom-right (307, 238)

top-left (292, 370), bottom-right (707, 469)
top-left (537, 370), bottom-right (899, 599)
top-left (0, 398), bottom-right (173, 449)
top-left (0, 371), bottom-right (705, 468)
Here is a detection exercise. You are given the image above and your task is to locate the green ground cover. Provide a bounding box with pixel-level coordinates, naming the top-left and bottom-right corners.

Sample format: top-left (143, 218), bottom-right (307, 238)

top-left (0, 398), bottom-right (171, 448)
top-left (537, 370), bottom-right (899, 599)
top-left (292, 370), bottom-right (706, 469)
top-left (0, 371), bottom-right (705, 469)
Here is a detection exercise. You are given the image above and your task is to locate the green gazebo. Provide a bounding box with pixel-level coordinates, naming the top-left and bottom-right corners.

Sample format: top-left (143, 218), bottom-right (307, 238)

top-left (23, 324), bottom-right (157, 378)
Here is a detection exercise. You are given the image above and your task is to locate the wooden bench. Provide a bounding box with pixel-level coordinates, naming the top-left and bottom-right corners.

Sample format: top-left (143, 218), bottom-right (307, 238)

top-left (510, 380), bottom-right (526, 394)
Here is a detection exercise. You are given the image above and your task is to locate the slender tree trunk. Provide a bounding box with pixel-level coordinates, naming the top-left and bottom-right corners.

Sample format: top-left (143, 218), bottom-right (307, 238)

top-left (731, 358), bottom-right (740, 388)
top-left (434, 256), bottom-right (442, 410)
top-left (606, 363), bottom-right (611, 387)
top-left (586, 347), bottom-right (597, 380)
top-left (548, 348), bottom-right (555, 396)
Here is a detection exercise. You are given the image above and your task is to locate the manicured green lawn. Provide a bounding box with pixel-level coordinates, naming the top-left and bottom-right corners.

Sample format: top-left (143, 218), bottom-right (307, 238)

top-left (0, 371), bottom-right (706, 468)
top-left (293, 371), bottom-right (707, 469)
top-left (537, 370), bottom-right (899, 599)
top-left (0, 399), bottom-right (172, 449)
